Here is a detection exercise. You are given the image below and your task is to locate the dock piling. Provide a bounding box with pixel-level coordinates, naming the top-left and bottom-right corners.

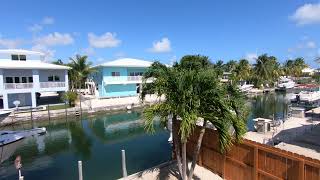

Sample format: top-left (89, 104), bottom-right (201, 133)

top-left (121, 150), bottom-right (127, 177)
top-left (78, 161), bottom-right (83, 180)
top-left (47, 104), bottom-right (50, 121)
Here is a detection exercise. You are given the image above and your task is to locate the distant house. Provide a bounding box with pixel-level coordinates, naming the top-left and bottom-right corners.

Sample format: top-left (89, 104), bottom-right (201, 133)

top-left (302, 67), bottom-right (315, 76)
top-left (91, 58), bottom-right (153, 98)
top-left (0, 49), bottom-right (70, 109)
top-left (220, 72), bottom-right (232, 83)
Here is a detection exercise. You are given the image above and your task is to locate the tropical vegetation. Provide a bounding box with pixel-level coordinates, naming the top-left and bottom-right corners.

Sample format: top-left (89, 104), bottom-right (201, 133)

top-left (68, 55), bottom-right (95, 91)
top-left (140, 55), bottom-right (248, 180)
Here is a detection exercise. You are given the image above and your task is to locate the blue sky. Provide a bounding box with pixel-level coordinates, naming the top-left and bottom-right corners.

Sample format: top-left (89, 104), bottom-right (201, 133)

top-left (1, 0), bottom-right (320, 67)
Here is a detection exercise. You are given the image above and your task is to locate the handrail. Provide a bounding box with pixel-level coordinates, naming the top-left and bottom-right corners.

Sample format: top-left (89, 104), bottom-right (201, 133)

top-left (4, 83), bottom-right (33, 89)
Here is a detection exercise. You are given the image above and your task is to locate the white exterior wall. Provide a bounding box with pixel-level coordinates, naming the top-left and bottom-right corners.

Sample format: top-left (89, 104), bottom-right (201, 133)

top-left (0, 49), bottom-right (69, 109)
top-left (39, 69), bottom-right (66, 82)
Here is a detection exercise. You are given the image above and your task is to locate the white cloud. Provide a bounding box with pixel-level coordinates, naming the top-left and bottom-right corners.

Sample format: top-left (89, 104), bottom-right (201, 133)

top-left (0, 38), bottom-right (22, 48)
top-left (34, 32), bottom-right (74, 46)
top-left (148, 37), bottom-right (171, 53)
top-left (42, 17), bottom-right (54, 25)
top-left (291, 3), bottom-right (320, 25)
top-left (31, 44), bottom-right (55, 60)
top-left (306, 41), bottom-right (317, 49)
top-left (88, 32), bottom-right (121, 48)
top-left (28, 24), bottom-right (43, 33)
top-left (244, 53), bottom-right (258, 63)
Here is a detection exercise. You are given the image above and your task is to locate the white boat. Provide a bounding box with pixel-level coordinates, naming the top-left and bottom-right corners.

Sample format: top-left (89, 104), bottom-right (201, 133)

top-left (291, 90), bottom-right (320, 103)
top-left (0, 127), bottom-right (46, 163)
top-left (0, 127), bottom-right (46, 146)
top-left (0, 110), bottom-right (12, 122)
top-left (238, 84), bottom-right (254, 93)
top-left (276, 77), bottom-right (295, 91)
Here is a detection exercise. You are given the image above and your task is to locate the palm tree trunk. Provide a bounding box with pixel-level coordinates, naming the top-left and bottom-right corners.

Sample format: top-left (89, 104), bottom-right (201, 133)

top-left (182, 141), bottom-right (187, 180)
top-left (188, 120), bottom-right (207, 180)
top-left (172, 115), bottom-right (183, 176)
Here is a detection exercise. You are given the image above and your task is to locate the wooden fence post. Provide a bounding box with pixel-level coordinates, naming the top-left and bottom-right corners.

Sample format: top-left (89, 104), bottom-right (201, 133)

top-left (47, 104), bottom-right (50, 121)
top-left (253, 146), bottom-right (258, 180)
top-left (299, 160), bottom-right (305, 180)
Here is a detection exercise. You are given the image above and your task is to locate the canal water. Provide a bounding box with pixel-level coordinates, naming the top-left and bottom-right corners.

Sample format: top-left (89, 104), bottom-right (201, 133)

top-left (0, 111), bottom-right (171, 180)
top-left (0, 92), bottom-right (290, 180)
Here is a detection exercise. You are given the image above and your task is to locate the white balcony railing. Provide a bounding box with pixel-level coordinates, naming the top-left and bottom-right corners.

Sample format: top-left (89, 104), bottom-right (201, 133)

top-left (127, 76), bottom-right (142, 81)
top-left (4, 83), bottom-right (33, 89)
top-left (40, 82), bottom-right (66, 88)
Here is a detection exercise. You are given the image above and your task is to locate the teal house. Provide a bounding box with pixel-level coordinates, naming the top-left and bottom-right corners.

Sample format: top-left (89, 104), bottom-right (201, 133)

top-left (92, 58), bottom-right (153, 98)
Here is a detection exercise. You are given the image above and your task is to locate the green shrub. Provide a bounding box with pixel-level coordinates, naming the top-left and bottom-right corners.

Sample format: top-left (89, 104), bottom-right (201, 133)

top-left (61, 91), bottom-right (78, 107)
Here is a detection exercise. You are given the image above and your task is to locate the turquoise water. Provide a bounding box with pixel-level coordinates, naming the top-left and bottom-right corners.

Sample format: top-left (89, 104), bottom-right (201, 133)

top-left (0, 111), bottom-right (171, 180)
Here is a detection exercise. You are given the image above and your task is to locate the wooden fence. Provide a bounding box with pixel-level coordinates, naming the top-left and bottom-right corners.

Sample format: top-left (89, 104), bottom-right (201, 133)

top-left (185, 126), bottom-right (320, 180)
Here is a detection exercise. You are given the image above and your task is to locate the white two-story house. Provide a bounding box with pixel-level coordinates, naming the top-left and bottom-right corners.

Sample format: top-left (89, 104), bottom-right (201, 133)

top-left (0, 49), bottom-right (70, 109)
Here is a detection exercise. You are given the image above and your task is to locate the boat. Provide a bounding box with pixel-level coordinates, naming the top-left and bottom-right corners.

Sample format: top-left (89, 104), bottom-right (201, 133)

top-left (291, 90), bottom-right (320, 103)
top-left (0, 110), bottom-right (12, 122)
top-left (0, 127), bottom-right (46, 163)
top-left (238, 84), bottom-right (254, 93)
top-left (276, 77), bottom-right (295, 91)
top-left (0, 127), bottom-right (46, 147)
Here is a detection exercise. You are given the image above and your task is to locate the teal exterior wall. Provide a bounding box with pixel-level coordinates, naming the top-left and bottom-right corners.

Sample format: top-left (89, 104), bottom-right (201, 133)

top-left (103, 84), bottom-right (137, 97)
top-left (95, 66), bottom-right (146, 98)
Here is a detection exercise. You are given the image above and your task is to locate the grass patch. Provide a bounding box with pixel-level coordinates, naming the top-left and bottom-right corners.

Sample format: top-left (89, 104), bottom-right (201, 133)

top-left (48, 104), bottom-right (71, 110)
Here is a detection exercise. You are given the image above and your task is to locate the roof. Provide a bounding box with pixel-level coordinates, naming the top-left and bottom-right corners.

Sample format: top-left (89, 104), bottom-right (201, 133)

top-left (302, 67), bottom-right (315, 73)
top-left (97, 58), bottom-right (153, 68)
top-left (0, 49), bottom-right (45, 56)
top-left (0, 60), bottom-right (70, 70)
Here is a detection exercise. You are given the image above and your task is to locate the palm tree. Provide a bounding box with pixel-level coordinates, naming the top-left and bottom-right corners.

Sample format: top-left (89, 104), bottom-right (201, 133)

top-left (141, 55), bottom-right (247, 180)
top-left (253, 54), bottom-right (281, 87)
top-left (68, 55), bottom-right (95, 91)
top-left (234, 59), bottom-right (252, 83)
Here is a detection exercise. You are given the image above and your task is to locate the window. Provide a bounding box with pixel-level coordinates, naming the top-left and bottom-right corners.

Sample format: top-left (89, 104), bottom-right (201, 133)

top-left (19, 55), bottom-right (26, 61)
top-left (48, 75), bottom-right (60, 82)
top-left (129, 72), bottom-right (143, 76)
top-left (134, 72), bottom-right (143, 76)
top-left (11, 54), bottom-right (27, 61)
top-left (5, 77), bottom-right (13, 83)
top-left (11, 54), bottom-right (19, 61)
top-left (54, 75), bottom-right (60, 81)
top-left (14, 77), bottom-right (20, 83)
top-left (48, 76), bottom-right (54, 81)
top-left (111, 72), bottom-right (120, 76)
top-left (22, 77), bottom-right (27, 83)
top-left (28, 77), bottom-right (33, 83)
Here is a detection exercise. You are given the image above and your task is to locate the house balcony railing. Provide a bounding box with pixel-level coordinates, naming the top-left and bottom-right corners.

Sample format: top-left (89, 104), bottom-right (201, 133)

top-left (127, 76), bottom-right (142, 81)
top-left (40, 82), bottom-right (66, 88)
top-left (4, 83), bottom-right (33, 89)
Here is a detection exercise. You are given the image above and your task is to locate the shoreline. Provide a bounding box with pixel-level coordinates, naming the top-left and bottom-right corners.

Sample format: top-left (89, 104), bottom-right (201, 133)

top-left (0, 101), bottom-right (152, 127)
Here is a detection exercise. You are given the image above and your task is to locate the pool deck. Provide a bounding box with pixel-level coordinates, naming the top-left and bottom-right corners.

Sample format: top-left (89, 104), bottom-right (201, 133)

top-left (119, 161), bottom-right (222, 180)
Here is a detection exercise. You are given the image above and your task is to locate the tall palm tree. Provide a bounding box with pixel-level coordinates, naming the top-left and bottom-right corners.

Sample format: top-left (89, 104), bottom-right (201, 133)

top-left (141, 55), bottom-right (247, 180)
top-left (68, 55), bottom-right (95, 91)
top-left (234, 59), bottom-right (252, 83)
top-left (253, 54), bottom-right (281, 87)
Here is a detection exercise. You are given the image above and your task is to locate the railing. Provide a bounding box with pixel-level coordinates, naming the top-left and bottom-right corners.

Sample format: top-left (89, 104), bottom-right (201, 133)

top-left (127, 76), bottom-right (142, 81)
top-left (4, 83), bottom-right (33, 89)
top-left (40, 82), bottom-right (66, 88)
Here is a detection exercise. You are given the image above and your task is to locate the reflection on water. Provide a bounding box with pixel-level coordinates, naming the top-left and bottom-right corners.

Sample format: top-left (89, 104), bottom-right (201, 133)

top-left (0, 111), bottom-right (171, 180)
top-left (247, 92), bottom-right (290, 131)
